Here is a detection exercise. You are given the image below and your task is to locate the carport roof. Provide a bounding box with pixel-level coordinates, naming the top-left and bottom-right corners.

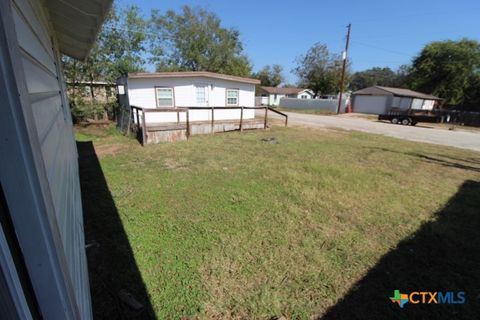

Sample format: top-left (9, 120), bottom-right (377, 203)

top-left (46, 0), bottom-right (113, 60)
top-left (353, 86), bottom-right (441, 100)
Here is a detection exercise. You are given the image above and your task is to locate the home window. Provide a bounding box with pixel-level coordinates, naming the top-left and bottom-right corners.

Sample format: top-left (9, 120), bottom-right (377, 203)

top-left (301, 95), bottom-right (308, 99)
top-left (156, 87), bottom-right (174, 107)
top-left (195, 86), bottom-right (206, 104)
top-left (117, 85), bottom-right (125, 95)
top-left (226, 89), bottom-right (239, 106)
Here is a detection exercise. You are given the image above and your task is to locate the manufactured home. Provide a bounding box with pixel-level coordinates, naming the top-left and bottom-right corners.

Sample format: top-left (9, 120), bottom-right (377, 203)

top-left (117, 72), bottom-right (277, 144)
top-left (118, 71), bottom-right (260, 122)
top-left (0, 0), bottom-right (111, 318)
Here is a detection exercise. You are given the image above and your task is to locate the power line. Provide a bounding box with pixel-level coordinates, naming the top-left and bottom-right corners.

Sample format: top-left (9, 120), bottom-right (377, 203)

top-left (347, 8), bottom-right (480, 24)
top-left (351, 40), bottom-right (414, 57)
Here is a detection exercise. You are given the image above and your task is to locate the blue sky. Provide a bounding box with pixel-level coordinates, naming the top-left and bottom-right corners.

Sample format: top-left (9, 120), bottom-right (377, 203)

top-left (120, 0), bottom-right (480, 83)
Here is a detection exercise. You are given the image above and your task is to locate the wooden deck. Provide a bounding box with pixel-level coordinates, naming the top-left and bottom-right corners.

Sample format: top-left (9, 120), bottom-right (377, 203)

top-left (130, 106), bottom-right (288, 145)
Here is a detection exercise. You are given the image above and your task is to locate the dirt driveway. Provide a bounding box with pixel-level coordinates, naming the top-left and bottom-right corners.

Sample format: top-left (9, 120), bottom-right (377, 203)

top-left (265, 111), bottom-right (480, 152)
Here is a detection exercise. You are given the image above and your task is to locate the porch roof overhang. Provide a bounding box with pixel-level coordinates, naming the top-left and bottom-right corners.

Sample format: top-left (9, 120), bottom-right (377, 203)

top-left (46, 0), bottom-right (112, 60)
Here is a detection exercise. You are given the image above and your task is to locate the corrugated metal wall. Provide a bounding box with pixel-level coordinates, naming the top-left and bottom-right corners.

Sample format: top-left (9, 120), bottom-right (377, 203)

top-left (10, 0), bottom-right (91, 318)
top-left (279, 97), bottom-right (347, 112)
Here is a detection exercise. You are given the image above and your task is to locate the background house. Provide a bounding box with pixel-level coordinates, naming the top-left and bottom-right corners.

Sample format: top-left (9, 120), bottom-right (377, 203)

top-left (67, 80), bottom-right (117, 104)
top-left (352, 86), bottom-right (442, 114)
top-left (258, 87), bottom-right (314, 106)
top-left (0, 0), bottom-right (111, 318)
top-left (117, 71), bottom-right (260, 123)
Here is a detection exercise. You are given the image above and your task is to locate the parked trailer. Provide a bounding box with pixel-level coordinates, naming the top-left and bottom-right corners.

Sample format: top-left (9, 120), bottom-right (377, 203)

top-left (378, 109), bottom-right (442, 126)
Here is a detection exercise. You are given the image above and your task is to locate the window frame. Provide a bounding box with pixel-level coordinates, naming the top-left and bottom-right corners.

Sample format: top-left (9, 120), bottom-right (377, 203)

top-left (194, 83), bottom-right (209, 106)
top-left (226, 88), bottom-right (239, 106)
top-left (154, 87), bottom-right (175, 108)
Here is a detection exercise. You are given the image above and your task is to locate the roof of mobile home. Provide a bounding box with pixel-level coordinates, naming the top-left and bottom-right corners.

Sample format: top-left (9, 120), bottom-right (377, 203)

top-left (260, 86), bottom-right (312, 95)
top-left (353, 86), bottom-right (441, 100)
top-left (127, 71), bottom-right (261, 84)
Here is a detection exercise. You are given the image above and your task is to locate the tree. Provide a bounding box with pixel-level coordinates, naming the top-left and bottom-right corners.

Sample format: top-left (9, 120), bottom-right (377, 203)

top-left (293, 43), bottom-right (347, 97)
top-left (99, 5), bottom-right (147, 79)
top-left (349, 67), bottom-right (400, 91)
top-left (63, 5), bottom-right (147, 82)
top-left (253, 64), bottom-right (284, 87)
top-left (394, 64), bottom-right (411, 88)
top-left (408, 39), bottom-right (480, 106)
top-left (149, 6), bottom-right (251, 77)
top-left (63, 5), bottom-right (147, 103)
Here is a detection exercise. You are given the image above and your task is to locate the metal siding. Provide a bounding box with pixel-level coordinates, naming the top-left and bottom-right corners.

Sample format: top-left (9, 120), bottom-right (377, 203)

top-left (1, 0), bottom-right (77, 317)
top-left (0, 223), bottom-right (33, 320)
top-left (11, 0), bottom-right (92, 318)
top-left (353, 96), bottom-right (388, 114)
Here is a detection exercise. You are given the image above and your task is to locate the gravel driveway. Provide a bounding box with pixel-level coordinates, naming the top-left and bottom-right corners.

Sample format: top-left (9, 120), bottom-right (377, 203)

top-left (265, 111), bottom-right (480, 152)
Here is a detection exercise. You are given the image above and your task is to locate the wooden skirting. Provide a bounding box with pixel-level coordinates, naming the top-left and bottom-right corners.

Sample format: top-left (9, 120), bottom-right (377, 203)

top-left (143, 119), bottom-right (265, 144)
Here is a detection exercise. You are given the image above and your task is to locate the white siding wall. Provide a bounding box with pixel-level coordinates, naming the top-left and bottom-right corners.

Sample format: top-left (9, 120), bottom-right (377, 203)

top-left (11, 0), bottom-right (91, 318)
top-left (128, 77), bottom-right (256, 123)
top-left (268, 93), bottom-right (285, 106)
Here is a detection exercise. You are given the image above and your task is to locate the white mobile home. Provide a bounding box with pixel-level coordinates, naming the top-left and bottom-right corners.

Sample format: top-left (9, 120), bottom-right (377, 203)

top-left (0, 0), bottom-right (111, 318)
top-left (118, 71), bottom-right (261, 124)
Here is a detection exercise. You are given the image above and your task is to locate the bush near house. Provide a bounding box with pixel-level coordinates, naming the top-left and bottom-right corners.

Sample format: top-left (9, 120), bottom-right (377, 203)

top-left (71, 101), bottom-right (118, 124)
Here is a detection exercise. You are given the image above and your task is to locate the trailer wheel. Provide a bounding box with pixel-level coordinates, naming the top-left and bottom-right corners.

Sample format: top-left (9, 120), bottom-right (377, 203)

top-left (401, 118), bottom-right (410, 125)
top-left (391, 118), bottom-right (399, 124)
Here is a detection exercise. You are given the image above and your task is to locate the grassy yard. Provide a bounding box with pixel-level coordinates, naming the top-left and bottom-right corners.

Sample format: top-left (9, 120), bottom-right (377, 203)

top-left (77, 124), bottom-right (480, 319)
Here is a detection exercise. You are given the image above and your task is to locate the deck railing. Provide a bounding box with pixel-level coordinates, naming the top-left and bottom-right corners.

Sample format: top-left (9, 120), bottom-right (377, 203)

top-left (130, 105), bottom-right (288, 145)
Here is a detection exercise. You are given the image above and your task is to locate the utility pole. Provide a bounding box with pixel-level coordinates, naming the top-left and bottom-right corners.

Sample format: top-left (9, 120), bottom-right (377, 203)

top-left (337, 23), bottom-right (351, 114)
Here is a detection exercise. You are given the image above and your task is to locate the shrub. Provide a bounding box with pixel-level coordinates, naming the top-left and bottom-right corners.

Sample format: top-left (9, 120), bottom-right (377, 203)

top-left (71, 101), bottom-right (119, 123)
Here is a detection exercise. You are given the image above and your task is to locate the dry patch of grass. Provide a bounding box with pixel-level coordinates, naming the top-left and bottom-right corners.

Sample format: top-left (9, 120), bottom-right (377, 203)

top-left (77, 124), bottom-right (480, 319)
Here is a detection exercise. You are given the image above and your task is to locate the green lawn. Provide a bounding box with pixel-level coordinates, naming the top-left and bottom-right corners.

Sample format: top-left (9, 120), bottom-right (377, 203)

top-left (77, 125), bottom-right (480, 319)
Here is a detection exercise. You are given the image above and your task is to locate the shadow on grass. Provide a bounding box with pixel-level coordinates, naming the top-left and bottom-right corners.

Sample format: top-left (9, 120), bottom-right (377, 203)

top-left (367, 147), bottom-right (480, 173)
top-left (320, 180), bottom-right (480, 320)
top-left (77, 141), bottom-right (155, 319)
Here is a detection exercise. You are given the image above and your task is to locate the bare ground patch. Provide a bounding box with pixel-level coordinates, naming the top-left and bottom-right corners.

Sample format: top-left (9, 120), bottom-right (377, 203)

top-left (94, 144), bottom-right (128, 157)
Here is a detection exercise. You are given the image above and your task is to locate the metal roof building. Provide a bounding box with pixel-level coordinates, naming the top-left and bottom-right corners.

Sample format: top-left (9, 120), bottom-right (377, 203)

top-left (352, 86), bottom-right (441, 115)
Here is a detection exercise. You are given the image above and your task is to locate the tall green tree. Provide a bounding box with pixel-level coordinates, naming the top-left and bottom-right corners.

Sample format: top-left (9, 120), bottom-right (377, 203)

top-left (293, 43), bottom-right (347, 97)
top-left (149, 6), bottom-right (251, 77)
top-left (253, 64), bottom-right (284, 87)
top-left (350, 67), bottom-right (401, 91)
top-left (408, 38), bottom-right (480, 106)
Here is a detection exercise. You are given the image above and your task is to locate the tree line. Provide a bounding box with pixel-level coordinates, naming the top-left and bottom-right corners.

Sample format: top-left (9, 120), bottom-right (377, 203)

top-left (64, 4), bottom-right (480, 111)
